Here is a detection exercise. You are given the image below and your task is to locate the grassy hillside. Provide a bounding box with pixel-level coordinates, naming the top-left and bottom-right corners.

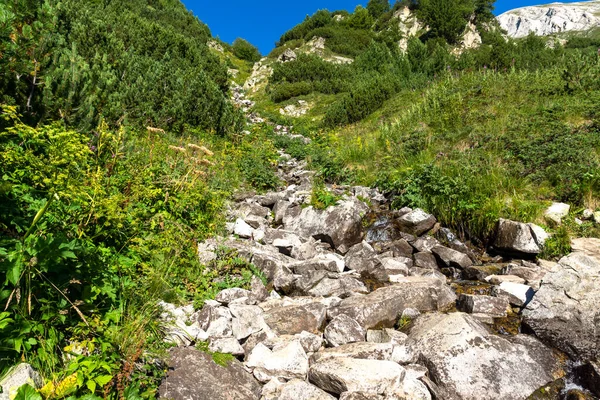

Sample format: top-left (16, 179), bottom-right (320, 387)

top-left (249, 2), bottom-right (600, 252)
top-left (0, 0), bottom-right (268, 398)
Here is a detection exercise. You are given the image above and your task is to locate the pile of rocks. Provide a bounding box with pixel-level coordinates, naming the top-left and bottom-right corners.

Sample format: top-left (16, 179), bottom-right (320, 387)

top-left (152, 82), bottom-right (600, 400)
top-left (156, 125), bottom-right (600, 399)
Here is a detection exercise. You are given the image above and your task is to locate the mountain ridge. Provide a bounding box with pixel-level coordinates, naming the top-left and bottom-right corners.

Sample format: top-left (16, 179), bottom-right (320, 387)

top-left (498, 0), bottom-right (600, 37)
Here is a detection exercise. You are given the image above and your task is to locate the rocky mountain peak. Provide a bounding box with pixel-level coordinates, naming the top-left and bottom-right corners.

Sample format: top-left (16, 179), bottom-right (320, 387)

top-left (497, 1), bottom-right (600, 38)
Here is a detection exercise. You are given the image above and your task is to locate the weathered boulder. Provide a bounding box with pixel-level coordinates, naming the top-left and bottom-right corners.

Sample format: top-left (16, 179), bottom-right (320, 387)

top-left (209, 337), bottom-right (245, 355)
top-left (234, 218), bottom-right (255, 239)
top-left (216, 288), bottom-right (255, 305)
top-left (0, 364), bottom-right (43, 400)
top-left (333, 277), bottom-right (456, 329)
top-left (229, 304), bottom-right (269, 340)
top-left (295, 272), bottom-right (368, 298)
top-left (250, 275), bottom-right (269, 302)
top-left (311, 342), bottom-right (395, 363)
top-left (339, 392), bottom-right (382, 400)
top-left (406, 313), bottom-right (564, 400)
top-left (523, 252), bottom-right (600, 361)
top-left (485, 274), bottom-right (526, 285)
top-left (324, 315), bottom-right (366, 347)
top-left (379, 257), bottom-right (412, 278)
top-left (279, 49), bottom-right (297, 62)
top-left (278, 379), bottom-right (336, 400)
top-left (158, 348), bottom-right (261, 400)
top-left (309, 357), bottom-right (405, 395)
top-left (246, 341), bottom-right (309, 383)
top-left (571, 237), bottom-right (600, 262)
top-left (457, 294), bottom-right (509, 317)
top-left (492, 281), bottom-right (535, 306)
top-left (263, 301), bottom-right (327, 335)
top-left (396, 209), bottom-right (436, 236)
top-left (284, 198), bottom-right (369, 253)
top-left (493, 219), bottom-right (540, 256)
top-left (413, 252), bottom-right (439, 270)
top-left (292, 253), bottom-right (345, 274)
top-left (431, 245), bottom-right (473, 269)
top-left (545, 202), bottom-right (570, 225)
top-left (344, 241), bottom-right (385, 278)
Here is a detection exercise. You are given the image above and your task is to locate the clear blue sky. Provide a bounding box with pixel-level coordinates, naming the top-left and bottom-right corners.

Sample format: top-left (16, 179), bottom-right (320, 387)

top-left (182, 0), bottom-right (586, 55)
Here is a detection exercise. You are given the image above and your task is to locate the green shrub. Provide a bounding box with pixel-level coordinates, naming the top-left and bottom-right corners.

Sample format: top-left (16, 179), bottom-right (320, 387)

top-left (232, 38), bottom-right (262, 62)
top-left (269, 81), bottom-right (313, 102)
top-left (367, 0), bottom-right (391, 18)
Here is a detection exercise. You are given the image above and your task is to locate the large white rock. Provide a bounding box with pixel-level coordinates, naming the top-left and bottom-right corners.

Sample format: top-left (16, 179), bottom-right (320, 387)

top-left (0, 364), bottom-right (43, 400)
top-left (229, 304), bottom-right (269, 340)
top-left (234, 218), bottom-right (254, 239)
top-left (334, 277), bottom-right (456, 329)
top-left (406, 313), bottom-right (565, 400)
top-left (492, 281), bottom-right (535, 306)
top-left (545, 202), bottom-right (570, 224)
top-left (493, 219), bottom-right (540, 256)
top-left (523, 252), bottom-right (600, 361)
top-left (498, 1), bottom-right (600, 38)
top-left (309, 357), bottom-right (406, 395)
top-left (324, 315), bottom-right (366, 347)
top-left (278, 379), bottom-right (336, 400)
top-left (246, 342), bottom-right (309, 383)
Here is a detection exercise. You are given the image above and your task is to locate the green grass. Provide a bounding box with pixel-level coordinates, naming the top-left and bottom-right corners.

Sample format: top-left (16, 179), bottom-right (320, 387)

top-left (272, 67), bottom-right (600, 244)
top-left (196, 341), bottom-right (235, 367)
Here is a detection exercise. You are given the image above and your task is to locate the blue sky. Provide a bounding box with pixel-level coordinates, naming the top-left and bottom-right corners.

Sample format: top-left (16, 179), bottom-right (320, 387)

top-left (183, 0), bottom-right (585, 54)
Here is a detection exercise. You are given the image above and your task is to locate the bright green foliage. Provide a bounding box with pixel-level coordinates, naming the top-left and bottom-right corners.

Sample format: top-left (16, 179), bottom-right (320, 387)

top-left (0, 105), bottom-right (280, 396)
top-left (417, 0), bottom-right (476, 44)
top-left (347, 6), bottom-right (375, 30)
top-left (311, 185), bottom-right (341, 210)
top-left (367, 0), bottom-right (391, 19)
top-left (1, 0), bottom-right (242, 134)
top-left (232, 38), bottom-right (262, 62)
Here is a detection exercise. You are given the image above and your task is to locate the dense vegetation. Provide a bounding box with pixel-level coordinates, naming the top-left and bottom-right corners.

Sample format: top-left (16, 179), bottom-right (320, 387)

top-left (0, 0), bottom-right (242, 134)
top-left (0, 0), bottom-right (271, 398)
top-left (1, 0), bottom-right (600, 397)
top-left (257, 2), bottom-right (600, 248)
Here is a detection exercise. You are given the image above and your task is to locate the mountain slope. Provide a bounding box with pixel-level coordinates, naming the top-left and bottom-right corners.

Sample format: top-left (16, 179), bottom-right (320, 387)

top-left (498, 0), bottom-right (600, 38)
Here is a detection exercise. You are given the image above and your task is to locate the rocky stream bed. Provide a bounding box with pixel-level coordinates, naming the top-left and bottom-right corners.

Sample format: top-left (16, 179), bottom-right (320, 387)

top-left (153, 85), bottom-right (600, 400)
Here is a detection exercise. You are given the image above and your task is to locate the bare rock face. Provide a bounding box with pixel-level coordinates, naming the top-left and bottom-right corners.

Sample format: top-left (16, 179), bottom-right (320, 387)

top-left (493, 219), bottom-right (541, 256)
top-left (396, 209), bottom-right (437, 236)
top-left (246, 341), bottom-right (309, 383)
top-left (498, 1), bottom-right (600, 38)
top-left (278, 379), bottom-right (336, 400)
top-left (334, 277), bottom-right (456, 329)
top-left (263, 301), bottom-right (327, 335)
top-left (311, 342), bottom-right (395, 363)
top-left (431, 245), bottom-right (473, 269)
top-left (523, 252), bottom-right (600, 361)
top-left (457, 294), bottom-right (509, 317)
top-left (324, 315), bottom-right (366, 347)
top-left (406, 313), bottom-right (565, 400)
top-left (309, 357), bottom-right (406, 395)
top-left (158, 348), bottom-right (261, 400)
top-left (284, 198), bottom-right (369, 254)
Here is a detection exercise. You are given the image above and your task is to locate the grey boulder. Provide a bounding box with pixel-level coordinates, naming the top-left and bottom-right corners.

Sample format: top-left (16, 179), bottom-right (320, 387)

top-left (523, 252), bottom-right (600, 361)
top-left (324, 315), bottom-right (366, 347)
top-left (406, 313), bottom-right (564, 400)
top-left (334, 277), bottom-right (456, 329)
top-left (158, 348), bottom-right (261, 400)
top-left (493, 219), bottom-right (540, 256)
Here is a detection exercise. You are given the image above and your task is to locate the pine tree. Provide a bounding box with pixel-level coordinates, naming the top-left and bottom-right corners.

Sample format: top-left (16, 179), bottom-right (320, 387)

top-left (367, 0), bottom-right (391, 19)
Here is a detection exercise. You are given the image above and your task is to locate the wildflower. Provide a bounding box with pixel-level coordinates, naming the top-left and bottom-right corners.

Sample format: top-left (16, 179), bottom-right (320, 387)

top-left (146, 126), bottom-right (165, 134)
top-left (168, 145), bottom-right (186, 153)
